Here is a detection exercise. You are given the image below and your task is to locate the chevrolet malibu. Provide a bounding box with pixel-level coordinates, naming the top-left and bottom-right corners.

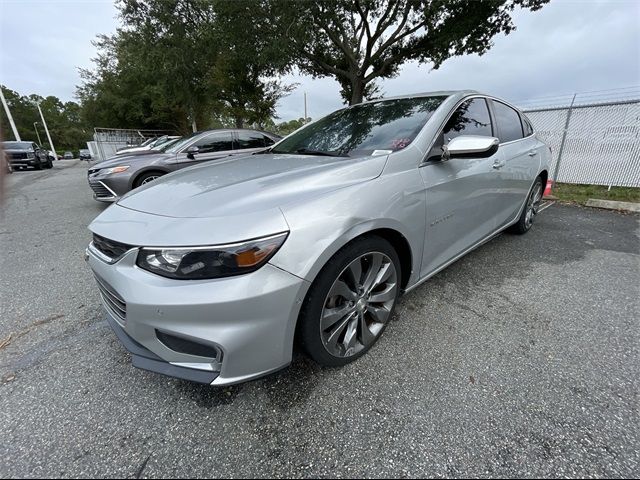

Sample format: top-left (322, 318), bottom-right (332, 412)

top-left (86, 91), bottom-right (550, 386)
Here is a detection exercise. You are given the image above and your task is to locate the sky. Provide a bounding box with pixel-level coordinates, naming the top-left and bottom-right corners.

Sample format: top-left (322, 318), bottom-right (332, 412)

top-left (1, 0), bottom-right (639, 123)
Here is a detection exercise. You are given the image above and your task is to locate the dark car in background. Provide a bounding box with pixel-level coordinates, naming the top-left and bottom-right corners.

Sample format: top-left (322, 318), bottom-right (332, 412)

top-left (87, 129), bottom-right (281, 202)
top-left (79, 149), bottom-right (91, 160)
top-left (2, 141), bottom-right (52, 170)
top-left (63, 151), bottom-right (74, 159)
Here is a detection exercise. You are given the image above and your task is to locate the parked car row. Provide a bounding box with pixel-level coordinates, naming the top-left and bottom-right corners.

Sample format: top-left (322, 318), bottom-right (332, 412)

top-left (85, 90), bottom-right (552, 386)
top-left (87, 129), bottom-right (280, 201)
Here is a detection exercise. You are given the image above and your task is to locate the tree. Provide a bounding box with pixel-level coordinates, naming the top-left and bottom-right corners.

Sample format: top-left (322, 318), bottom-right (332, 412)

top-left (1, 85), bottom-right (91, 151)
top-left (277, 0), bottom-right (549, 105)
top-left (77, 0), bottom-right (294, 133)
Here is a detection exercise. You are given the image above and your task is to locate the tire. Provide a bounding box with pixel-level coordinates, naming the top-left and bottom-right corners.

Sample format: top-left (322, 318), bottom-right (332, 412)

top-left (34, 161), bottom-right (42, 170)
top-left (298, 235), bottom-right (402, 367)
top-left (46, 159), bottom-right (53, 169)
top-left (133, 171), bottom-right (165, 188)
top-left (509, 176), bottom-right (543, 235)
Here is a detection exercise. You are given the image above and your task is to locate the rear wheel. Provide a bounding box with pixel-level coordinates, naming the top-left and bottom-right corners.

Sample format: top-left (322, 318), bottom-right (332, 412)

top-left (509, 176), bottom-right (543, 234)
top-left (298, 236), bottom-right (401, 367)
top-left (134, 171), bottom-right (165, 188)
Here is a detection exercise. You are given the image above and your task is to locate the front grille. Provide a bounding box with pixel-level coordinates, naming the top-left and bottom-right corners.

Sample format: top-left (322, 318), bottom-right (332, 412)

top-left (93, 234), bottom-right (134, 260)
top-left (9, 152), bottom-right (28, 159)
top-left (94, 274), bottom-right (126, 323)
top-left (89, 182), bottom-right (113, 198)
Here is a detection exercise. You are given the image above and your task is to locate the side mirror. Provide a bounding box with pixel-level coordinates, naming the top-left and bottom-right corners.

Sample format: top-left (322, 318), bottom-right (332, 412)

top-left (186, 145), bottom-right (200, 158)
top-left (442, 135), bottom-right (499, 160)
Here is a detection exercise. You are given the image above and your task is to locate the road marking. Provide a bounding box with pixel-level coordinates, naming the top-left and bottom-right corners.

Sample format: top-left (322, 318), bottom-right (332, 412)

top-left (539, 200), bottom-right (556, 213)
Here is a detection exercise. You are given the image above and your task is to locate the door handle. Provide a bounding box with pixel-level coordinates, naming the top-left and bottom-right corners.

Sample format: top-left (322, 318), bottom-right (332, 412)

top-left (528, 150), bottom-right (537, 157)
top-left (492, 161), bottom-right (505, 169)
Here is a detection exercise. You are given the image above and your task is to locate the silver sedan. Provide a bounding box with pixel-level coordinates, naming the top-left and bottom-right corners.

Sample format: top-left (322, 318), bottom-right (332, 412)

top-left (86, 90), bottom-right (551, 386)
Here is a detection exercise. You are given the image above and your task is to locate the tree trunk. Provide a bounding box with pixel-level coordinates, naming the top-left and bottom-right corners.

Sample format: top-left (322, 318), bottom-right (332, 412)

top-left (235, 116), bottom-right (244, 129)
top-left (350, 78), bottom-right (365, 105)
top-left (191, 118), bottom-right (197, 132)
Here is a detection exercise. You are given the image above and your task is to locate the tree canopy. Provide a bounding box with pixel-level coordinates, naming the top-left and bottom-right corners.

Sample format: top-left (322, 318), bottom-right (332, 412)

top-left (275, 0), bottom-right (549, 104)
top-left (0, 85), bottom-right (90, 152)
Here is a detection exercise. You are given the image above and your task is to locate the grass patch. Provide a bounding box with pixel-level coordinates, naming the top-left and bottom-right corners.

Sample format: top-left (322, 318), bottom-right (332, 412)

top-left (552, 183), bottom-right (640, 205)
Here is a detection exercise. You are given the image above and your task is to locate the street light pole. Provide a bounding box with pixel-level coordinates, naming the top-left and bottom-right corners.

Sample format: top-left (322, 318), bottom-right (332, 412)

top-left (0, 85), bottom-right (21, 141)
top-left (33, 122), bottom-right (43, 145)
top-left (36, 102), bottom-right (57, 159)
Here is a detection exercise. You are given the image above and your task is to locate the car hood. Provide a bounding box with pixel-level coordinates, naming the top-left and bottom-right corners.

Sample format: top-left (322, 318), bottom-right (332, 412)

top-left (117, 153), bottom-right (388, 218)
top-left (91, 152), bottom-right (173, 169)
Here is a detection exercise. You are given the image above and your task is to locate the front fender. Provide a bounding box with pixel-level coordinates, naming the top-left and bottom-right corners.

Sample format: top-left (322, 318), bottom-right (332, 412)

top-left (270, 170), bottom-right (426, 288)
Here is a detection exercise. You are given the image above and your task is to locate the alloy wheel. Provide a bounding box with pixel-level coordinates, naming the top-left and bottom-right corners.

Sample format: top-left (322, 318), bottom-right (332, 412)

top-left (140, 175), bottom-right (160, 185)
top-left (320, 252), bottom-right (398, 358)
top-left (525, 182), bottom-right (543, 229)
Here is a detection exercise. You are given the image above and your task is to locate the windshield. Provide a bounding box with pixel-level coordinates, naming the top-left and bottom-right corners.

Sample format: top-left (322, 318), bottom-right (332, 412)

top-left (3, 141), bottom-right (32, 150)
top-left (156, 137), bottom-right (181, 152)
top-left (165, 131), bottom-right (203, 153)
top-left (272, 96), bottom-right (446, 157)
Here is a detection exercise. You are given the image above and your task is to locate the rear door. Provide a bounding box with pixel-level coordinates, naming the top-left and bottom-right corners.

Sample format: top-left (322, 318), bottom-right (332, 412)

top-left (489, 100), bottom-right (540, 228)
top-left (176, 131), bottom-right (235, 168)
top-left (419, 97), bottom-right (503, 277)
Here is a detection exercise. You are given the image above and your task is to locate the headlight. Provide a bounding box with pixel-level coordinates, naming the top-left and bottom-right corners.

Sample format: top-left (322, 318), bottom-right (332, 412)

top-left (136, 232), bottom-right (288, 279)
top-left (104, 165), bottom-right (130, 174)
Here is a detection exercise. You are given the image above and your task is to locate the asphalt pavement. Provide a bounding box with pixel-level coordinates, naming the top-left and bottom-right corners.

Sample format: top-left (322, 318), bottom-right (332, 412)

top-left (1, 161), bottom-right (638, 478)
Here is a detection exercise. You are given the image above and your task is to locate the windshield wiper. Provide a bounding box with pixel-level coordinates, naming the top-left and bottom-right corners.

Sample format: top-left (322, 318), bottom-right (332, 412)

top-left (294, 148), bottom-right (346, 157)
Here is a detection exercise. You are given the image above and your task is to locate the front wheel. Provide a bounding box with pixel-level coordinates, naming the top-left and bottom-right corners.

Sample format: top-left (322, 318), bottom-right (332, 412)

top-left (509, 177), bottom-right (543, 234)
top-left (298, 236), bottom-right (401, 367)
top-left (133, 171), bottom-right (165, 188)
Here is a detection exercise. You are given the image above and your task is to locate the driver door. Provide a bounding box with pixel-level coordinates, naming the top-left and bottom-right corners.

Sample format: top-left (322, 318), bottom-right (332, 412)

top-left (177, 131), bottom-right (236, 169)
top-left (419, 97), bottom-right (503, 277)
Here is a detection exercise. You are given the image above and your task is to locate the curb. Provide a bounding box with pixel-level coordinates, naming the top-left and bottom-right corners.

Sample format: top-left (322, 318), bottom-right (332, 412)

top-left (585, 199), bottom-right (640, 213)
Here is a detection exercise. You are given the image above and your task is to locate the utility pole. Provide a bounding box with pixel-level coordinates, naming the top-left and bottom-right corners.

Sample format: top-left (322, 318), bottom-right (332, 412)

top-left (304, 91), bottom-right (308, 123)
top-left (33, 122), bottom-right (42, 145)
top-left (0, 85), bottom-right (21, 141)
top-left (36, 102), bottom-right (57, 159)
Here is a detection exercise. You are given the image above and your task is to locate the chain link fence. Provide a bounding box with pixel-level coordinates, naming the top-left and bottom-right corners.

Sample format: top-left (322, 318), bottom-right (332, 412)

top-left (88, 127), bottom-right (173, 162)
top-left (517, 87), bottom-right (640, 188)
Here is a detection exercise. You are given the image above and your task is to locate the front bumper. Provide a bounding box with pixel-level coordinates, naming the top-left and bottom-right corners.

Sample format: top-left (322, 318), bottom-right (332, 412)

top-left (10, 158), bottom-right (39, 168)
top-left (88, 180), bottom-right (119, 202)
top-left (87, 246), bottom-right (309, 385)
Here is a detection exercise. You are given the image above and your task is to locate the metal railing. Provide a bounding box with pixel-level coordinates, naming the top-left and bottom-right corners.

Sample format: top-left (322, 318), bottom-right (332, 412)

top-left (90, 127), bottom-right (173, 162)
top-left (517, 87), bottom-right (640, 188)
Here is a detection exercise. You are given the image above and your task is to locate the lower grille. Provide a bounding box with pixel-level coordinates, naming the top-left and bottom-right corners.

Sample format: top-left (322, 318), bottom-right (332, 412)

top-left (94, 274), bottom-right (127, 323)
top-left (89, 181), bottom-right (114, 198)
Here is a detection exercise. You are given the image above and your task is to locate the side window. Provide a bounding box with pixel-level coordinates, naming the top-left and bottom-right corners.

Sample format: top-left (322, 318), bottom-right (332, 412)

top-left (263, 135), bottom-right (276, 146)
top-left (492, 101), bottom-right (524, 143)
top-left (235, 131), bottom-right (267, 149)
top-left (522, 115), bottom-right (534, 137)
top-left (426, 98), bottom-right (493, 161)
top-left (193, 133), bottom-right (234, 153)
top-left (443, 98), bottom-right (493, 141)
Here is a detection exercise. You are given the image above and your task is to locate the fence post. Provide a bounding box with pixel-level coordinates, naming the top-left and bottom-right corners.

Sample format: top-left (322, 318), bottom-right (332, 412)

top-left (553, 93), bottom-right (577, 182)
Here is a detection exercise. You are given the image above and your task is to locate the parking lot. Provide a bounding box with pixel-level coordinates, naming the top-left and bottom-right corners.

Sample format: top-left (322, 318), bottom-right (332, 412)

top-left (1, 161), bottom-right (638, 478)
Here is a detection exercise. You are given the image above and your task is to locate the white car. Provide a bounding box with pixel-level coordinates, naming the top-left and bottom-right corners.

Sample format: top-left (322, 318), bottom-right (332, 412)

top-left (116, 135), bottom-right (180, 156)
